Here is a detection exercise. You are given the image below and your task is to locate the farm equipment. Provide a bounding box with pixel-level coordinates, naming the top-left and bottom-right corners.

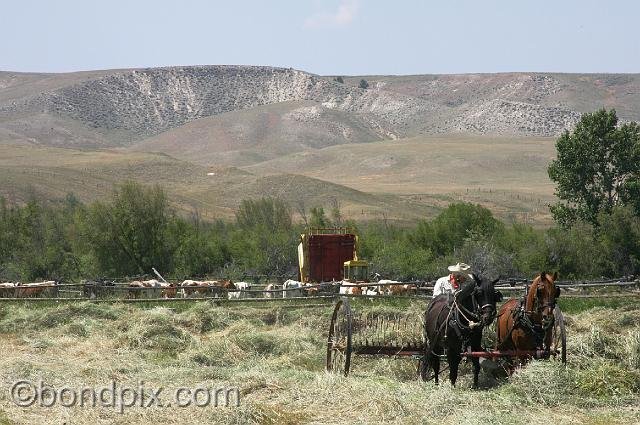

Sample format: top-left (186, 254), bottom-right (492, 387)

top-left (326, 298), bottom-right (426, 376)
top-left (326, 297), bottom-right (567, 379)
top-left (298, 228), bottom-right (368, 283)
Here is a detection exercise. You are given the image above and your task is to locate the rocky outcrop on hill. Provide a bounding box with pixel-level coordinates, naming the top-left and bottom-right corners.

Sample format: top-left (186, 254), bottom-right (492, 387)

top-left (2, 66), bottom-right (639, 149)
top-left (1, 66), bottom-right (435, 143)
top-left (450, 99), bottom-right (581, 136)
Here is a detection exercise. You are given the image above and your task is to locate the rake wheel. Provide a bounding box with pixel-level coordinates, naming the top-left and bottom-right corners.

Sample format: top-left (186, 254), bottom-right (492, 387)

top-left (326, 298), bottom-right (353, 376)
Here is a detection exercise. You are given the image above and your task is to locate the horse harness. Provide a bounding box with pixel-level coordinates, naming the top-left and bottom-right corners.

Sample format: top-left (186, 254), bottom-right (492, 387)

top-left (427, 289), bottom-right (485, 355)
top-left (499, 287), bottom-right (556, 349)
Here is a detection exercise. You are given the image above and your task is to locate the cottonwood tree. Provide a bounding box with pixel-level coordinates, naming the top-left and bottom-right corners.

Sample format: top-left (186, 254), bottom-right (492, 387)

top-left (86, 181), bottom-right (174, 275)
top-left (548, 109), bottom-right (640, 227)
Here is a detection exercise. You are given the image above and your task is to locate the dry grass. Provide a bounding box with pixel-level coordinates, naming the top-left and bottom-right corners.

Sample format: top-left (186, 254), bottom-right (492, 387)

top-left (0, 299), bottom-right (638, 424)
top-left (0, 135), bottom-right (558, 226)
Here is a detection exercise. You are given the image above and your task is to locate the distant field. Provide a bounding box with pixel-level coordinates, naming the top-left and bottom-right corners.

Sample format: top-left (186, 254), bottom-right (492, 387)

top-left (244, 134), bottom-right (558, 226)
top-left (0, 132), bottom-right (558, 226)
top-left (0, 144), bottom-right (437, 223)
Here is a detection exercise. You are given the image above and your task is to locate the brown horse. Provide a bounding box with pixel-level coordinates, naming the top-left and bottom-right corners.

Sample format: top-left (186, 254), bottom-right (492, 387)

top-left (496, 272), bottom-right (561, 364)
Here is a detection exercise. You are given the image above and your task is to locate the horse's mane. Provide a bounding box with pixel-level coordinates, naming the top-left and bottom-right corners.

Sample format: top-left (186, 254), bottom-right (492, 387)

top-left (525, 272), bottom-right (556, 312)
top-left (455, 280), bottom-right (477, 301)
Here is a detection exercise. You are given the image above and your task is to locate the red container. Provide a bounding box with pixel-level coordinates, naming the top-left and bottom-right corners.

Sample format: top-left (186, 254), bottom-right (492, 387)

top-left (307, 233), bottom-right (356, 282)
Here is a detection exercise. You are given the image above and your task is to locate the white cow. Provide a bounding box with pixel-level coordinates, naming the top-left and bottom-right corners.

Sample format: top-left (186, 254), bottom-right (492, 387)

top-left (229, 281), bottom-right (251, 299)
top-left (282, 279), bottom-right (304, 298)
top-left (0, 282), bottom-right (17, 298)
top-left (264, 283), bottom-right (275, 298)
top-left (339, 281), bottom-right (363, 295)
top-left (364, 285), bottom-right (383, 296)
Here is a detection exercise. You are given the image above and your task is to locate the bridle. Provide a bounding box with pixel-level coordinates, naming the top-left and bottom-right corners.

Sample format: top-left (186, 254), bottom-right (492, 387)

top-left (452, 283), bottom-right (496, 331)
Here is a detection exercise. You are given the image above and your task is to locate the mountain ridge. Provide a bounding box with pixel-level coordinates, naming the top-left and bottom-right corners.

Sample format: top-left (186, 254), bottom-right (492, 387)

top-left (3, 65), bottom-right (639, 154)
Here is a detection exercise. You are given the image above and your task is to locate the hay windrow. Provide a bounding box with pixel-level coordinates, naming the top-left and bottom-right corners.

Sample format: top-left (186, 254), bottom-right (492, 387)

top-left (0, 299), bottom-right (638, 424)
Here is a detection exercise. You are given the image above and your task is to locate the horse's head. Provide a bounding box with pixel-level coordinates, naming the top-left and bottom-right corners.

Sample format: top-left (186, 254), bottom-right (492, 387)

top-left (471, 274), bottom-right (503, 326)
top-left (530, 271), bottom-right (560, 327)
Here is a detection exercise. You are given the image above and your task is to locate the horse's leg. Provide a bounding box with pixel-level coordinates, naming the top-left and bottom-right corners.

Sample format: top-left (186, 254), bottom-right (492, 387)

top-left (427, 349), bottom-right (440, 384)
top-left (448, 343), bottom-right (461, 386)
top-left (471, 331), bottom-right (482, 389)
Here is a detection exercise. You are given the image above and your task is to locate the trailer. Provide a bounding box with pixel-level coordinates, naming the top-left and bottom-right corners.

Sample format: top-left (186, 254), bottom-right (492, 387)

top-left (298, 228), bottom-right (368, 283)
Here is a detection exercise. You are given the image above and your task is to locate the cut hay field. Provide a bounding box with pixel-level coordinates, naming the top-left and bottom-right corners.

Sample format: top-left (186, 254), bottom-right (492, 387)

top-left (0, 298), bottom-right (638, 424)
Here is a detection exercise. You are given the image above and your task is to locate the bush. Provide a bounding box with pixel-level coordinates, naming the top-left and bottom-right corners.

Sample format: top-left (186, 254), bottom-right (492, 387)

top-left (412, 203), bottom-right (504, 257)
top-left (597, 206), bottom-right (640, 276)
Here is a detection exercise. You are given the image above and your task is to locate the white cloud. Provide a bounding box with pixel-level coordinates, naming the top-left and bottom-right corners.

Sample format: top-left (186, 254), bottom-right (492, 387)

top-left (304, 0), bottom-right (359, 29)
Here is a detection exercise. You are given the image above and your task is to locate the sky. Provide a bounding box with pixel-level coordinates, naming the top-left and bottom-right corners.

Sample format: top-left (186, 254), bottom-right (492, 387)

top-left (1, 0), bottom-right (639, 75)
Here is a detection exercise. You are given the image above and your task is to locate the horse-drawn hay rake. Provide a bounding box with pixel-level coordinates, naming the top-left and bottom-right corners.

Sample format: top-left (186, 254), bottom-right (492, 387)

top-left (326, 296), bottom-right (567, 380)
top-left (326, 298), bottom-right (428, 377)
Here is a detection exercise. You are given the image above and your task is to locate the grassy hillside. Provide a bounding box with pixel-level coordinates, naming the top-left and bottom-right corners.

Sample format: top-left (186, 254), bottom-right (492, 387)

top-left (3, 67), bottom-right (640, 154)
top-left (5, 66), bottom-right (639, 226)
top-left (130, 100), bottom-right (384, 167)
top-left (0, 132), bottom-right (559, 226)
top-left (332, 73), bottom-right (640, 121)
top-left (0, 143), bottom-right (439, 223)
top-left (0, 298), bottom-right (637, 424)
top-left (245, 134), bottom-right (558, 225)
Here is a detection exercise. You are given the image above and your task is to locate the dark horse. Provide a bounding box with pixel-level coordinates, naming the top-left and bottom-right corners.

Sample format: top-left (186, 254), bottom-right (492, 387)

top-left (423, 275), bottom-right (502, 388)
top-left (496, 272), bottom-right (560, 364)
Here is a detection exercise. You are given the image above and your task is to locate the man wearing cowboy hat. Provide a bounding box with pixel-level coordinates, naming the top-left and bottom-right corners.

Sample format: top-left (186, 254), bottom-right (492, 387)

top-left (432, 262), bottom-right (472, 298)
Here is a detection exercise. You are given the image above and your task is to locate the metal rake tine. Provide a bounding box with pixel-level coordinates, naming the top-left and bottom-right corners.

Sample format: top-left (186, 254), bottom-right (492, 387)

top-left (383, 316), bottom-right (389, 346)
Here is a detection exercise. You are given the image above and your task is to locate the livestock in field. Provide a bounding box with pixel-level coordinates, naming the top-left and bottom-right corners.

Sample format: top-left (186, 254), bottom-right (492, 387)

top-left (180, 280), bottom-right (211, 297)
top-left (127, 281), bottom-right (146, 299)
top-left (339, 282), bottom-right (362, 295)
top-left (282, 279), bottom-right (304, 298)
top-left (303, 283), bottom-right (319, 296)
top-left (158, 281), bottom-right (177, 298)
top-left (363, 285), bottom-right (383, 296)
top-left (0, 282), bottom-right (17, 298)
top-left (15, 281), bottom-right (58, 298)
top-left (423, 275), bottom-right (502, 388)
top-left (496, 272), bottom-right (561, 365)
top-left (386, 283), bottom-right (417, 296)
top-left (229, 281), bottom-right (252, 299)
top-left (373, 274), bottom-right (410, 295)
top-left (264, 283), bottom-right (275, 298)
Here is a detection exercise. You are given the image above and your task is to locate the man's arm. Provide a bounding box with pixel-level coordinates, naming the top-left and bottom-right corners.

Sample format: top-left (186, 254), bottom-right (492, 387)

top-left (432, 279), bottom-right (442, 298)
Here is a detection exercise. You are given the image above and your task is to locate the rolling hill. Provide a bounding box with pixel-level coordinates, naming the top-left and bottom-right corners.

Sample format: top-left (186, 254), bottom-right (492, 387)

top-left (0, 143), bottom-right (439, 223)
top-left (2, 65), bottom-right (640, 226)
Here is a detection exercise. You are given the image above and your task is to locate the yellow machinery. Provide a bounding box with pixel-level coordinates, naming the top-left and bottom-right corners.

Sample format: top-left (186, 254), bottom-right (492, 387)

top-left (343, 259), bottom-right (369, 283)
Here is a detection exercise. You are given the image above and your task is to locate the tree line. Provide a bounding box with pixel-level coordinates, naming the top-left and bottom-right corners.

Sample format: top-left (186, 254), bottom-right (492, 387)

top-left (0, 184), bottom-right (638, 283)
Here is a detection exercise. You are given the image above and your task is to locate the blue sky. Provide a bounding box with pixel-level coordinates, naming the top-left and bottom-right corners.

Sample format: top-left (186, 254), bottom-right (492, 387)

top-left (1, 0), bottom-right (638, 75)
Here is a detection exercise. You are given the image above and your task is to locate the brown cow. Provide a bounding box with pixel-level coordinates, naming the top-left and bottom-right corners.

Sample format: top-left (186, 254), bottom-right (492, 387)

top-left (386, 284), bottom-right (417, 296)
top-left (159, 282), bottom-right (177, 298)
top-left (15, 281), bottom-right (57, 298)
top-left (127, 280), bottom-right (146, 299)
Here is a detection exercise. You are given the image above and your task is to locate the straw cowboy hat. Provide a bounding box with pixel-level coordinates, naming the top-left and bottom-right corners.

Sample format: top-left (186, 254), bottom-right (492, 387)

top-left (448, 263), bottom-right (472, 274)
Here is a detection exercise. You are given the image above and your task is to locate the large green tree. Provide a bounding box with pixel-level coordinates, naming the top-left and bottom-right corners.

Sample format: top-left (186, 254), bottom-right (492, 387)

top-left (86, 181), bottom-right (174, 275)
top-left (548, 109), bottom-right (640, 227)
top-left (411, 203), bottom-right (504, 257)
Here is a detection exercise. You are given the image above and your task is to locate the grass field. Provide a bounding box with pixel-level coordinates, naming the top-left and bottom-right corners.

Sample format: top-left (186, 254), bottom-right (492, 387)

top-left (0, 297), bottom-right (637, 424)
top-left (0, 133), bottom-right (558, 226)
